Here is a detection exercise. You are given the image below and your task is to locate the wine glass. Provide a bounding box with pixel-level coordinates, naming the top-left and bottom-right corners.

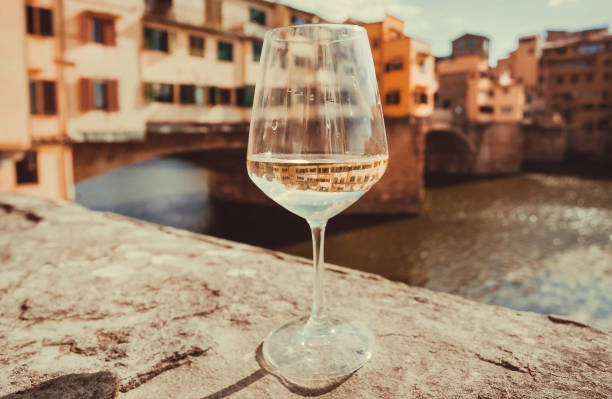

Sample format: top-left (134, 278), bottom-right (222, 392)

top-left (246, 24), bottom-right (388, 382)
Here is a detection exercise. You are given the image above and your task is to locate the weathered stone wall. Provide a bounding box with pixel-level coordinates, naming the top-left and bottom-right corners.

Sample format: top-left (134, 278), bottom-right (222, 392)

top-left (0, 194), bottom-right (610, 398)
top-left (522, 124), bottom-right (567, 162)
top-left (471, 122), bottom-right (523, 175)
top-left (565, 127), bottom-right (612, 161)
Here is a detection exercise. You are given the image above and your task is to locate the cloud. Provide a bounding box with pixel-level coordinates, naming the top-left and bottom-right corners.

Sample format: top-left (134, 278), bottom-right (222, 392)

top-left (450, 15), bottom-right (465, 26)
top-left (548, 0), bottom-right (580, 7)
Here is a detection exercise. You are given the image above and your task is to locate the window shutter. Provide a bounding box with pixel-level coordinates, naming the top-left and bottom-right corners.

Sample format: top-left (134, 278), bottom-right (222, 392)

top-left (103, 20), bottom-right (116, 46)
top-left (79, 78), bottom-right (92, 112)
top-left (35, 81), bottom-right (44, 115)
top-left (42, 81), bottom-right (57, 114)
top-left (80, 13), bottom-right (92, 42)
top-left (106, 80), bottom-right (119, 111)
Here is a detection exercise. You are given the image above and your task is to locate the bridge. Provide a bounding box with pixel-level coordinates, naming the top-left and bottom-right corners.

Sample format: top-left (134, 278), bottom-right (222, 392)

top-left (71, 112), bottom-right (522, 214)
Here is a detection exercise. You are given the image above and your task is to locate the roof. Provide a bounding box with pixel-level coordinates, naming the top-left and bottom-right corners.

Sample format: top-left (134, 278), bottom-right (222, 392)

top-left (452, 33), bottom-right (490, 43)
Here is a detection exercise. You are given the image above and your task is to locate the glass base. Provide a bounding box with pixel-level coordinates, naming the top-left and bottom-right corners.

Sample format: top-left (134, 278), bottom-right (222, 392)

top-left (262, 315), bottom-right (374, 382)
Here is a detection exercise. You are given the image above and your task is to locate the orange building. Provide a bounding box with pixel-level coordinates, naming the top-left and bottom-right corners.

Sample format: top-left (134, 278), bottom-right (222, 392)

top-left (0, 0), bottom-right (322, 200)
top-left (358, 15), bottom-right (436, 118)
top-left (495, 35), bottom-right (542, 100)
top-left (436, 33), bottom-right (525, 123)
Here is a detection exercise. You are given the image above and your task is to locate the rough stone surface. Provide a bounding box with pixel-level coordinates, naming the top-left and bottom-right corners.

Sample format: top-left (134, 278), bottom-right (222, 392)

top-left (0, 194), bottom-right (610, 398)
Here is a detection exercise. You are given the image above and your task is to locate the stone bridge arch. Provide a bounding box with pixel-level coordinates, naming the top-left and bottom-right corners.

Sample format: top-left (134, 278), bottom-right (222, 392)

top-left (72, 123), bottom-right (249, 183)
top-left (424, 128), bottom-right (475, 177)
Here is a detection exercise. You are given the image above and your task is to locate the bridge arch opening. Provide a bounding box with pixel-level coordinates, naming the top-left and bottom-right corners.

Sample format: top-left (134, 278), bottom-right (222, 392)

top-left (424, 129), bottom-right (474, 187)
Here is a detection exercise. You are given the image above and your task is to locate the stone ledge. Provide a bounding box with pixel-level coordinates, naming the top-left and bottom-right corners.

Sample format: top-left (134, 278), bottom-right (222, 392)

top-left (0, 193), bottom-right (610, 398)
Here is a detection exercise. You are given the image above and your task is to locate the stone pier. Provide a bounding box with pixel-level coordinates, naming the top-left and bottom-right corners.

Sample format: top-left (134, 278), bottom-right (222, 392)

top-left (0, 194), bottom-right (610, 398)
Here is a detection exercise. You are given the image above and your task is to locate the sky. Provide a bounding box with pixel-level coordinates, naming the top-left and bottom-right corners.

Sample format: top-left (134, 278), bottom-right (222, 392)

top-left (276, 0), bottom-right (612, 65)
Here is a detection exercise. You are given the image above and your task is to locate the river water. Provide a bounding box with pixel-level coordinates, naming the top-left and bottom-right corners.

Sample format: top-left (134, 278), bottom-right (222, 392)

top-left (75, 157), bottom-right (612, 330)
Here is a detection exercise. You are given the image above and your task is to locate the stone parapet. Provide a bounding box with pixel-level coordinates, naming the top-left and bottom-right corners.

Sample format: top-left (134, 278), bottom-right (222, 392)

top-left (0, 194), bottom-right (610, 398)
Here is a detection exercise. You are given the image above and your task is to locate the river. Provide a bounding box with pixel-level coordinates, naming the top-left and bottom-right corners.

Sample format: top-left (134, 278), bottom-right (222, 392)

top-left (75, 157), bottom-right (612, 330)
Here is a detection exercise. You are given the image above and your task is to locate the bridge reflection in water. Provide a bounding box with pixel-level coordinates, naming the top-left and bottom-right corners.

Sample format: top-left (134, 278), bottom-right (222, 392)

top-left (76, 156), bottom-right (612, 330)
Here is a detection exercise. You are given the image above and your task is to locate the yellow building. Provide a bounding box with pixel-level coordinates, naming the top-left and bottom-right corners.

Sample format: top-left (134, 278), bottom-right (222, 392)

top-left (0, 0), bottom-right (322, 200)
top-left (358, 15), bottom-right (436, 118)
top-left (436, 34), bottom-right (525, 123)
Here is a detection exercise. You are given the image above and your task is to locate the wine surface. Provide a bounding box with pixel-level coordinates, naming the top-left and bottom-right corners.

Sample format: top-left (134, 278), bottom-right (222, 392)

top-left (247, 153), bottom-right (388, 221)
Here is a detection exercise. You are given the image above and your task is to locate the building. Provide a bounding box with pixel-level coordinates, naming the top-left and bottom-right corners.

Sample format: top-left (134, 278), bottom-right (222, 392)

top-left (539, 27), bottom-right (612, 133)
top-left (0, 0), bottom-right (322, 200)
top-left (495, 35), bottom-right (542, 103)
top-left (436, 33), bottom-right (525, 123)
top-left (358, 15), bottom-right (436, 118)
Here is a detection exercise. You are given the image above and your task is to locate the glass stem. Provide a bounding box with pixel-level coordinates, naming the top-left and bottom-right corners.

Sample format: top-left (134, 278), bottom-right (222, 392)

top-left (306, 220), bottom-right (328, 332)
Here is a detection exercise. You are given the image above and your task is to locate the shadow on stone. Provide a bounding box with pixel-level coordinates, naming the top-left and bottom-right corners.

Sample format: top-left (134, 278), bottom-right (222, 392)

top-left (0, 371), bottom-right (116, 399)
top-left (200, 368), bottom-right (268, 399)
top-left (254, 342), bottom-right (354, 397)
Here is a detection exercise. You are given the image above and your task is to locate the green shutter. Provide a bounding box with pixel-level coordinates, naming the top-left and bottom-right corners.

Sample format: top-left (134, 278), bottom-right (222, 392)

top-left (218, 41), bottom-right (233, 61)
top-left (253, 42), bottom-right (262, 62)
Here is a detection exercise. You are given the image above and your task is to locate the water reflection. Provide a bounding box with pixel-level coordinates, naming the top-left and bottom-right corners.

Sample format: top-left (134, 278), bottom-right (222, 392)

top-left (76, 157), bottom-right (612, 330)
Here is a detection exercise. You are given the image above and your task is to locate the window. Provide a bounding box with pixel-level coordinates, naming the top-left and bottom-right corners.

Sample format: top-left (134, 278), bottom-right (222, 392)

top-left (29, 80), bottom-right (57, 115)
top-left (372, 39), bottom-right (380, 49)
top-left (419, 61), bottom-right (426, 73)
top-left (178, 85), bottom-right (205, 105)
top-left (586, 72), bottom-right (593, 82)
top-left (413, 92), bottom-right (427, 104)
top-left (501, 106), bottom-right (513, 114)
top-left (144, 82), bottom-right (173, 103)
top-left (489, 90), bottom-right (495, 97)
top-left (385, 91), bottom-right (400, 105)
top-left (249, 8), bottom-right (266, 25)
top-left (555, 47), bottom-right (567, 55)
top-left (479, 105), bottom-right (494, 114)
top-left (93, 80), bottom-right (107, 109)
top-left (442, 99), bottom-right (451, 109)
top-left (15, 152), bottom-right (38, 185)
top-left (80, 79), bottom-right (119, 111)
top-left (179, 85), bottom-right (196, 104)
top-left (556, 75), bottom-right (565, 84)
top-left (208, 87), bottom-right (232, 105)
top-left (576, 43), bottom-right (603, 54)
top-left (236, 85), bottom-right (255, 107)
top-left (291, 15), bottom-right (305, 25)
top-left (144, 26), bottom-right (168, 52)
top-left (189, 35), bottom-right (204, 57)
top-left (385, 60), bottom-right (403, 72)
top-left (219, 88), bottom-right (231, 105)
top-left (253, 42), bottom-right (262, 62)
top-left (82, 16), bottom-right (116, 45)
top-left (604, 73), bottom-right (610, 81)
top-left (571, 74), bottom-right (579, 83)
top-left (218, 41), bottom-right (233, 61)
top-left (26, 6), bottom-right (53, 36)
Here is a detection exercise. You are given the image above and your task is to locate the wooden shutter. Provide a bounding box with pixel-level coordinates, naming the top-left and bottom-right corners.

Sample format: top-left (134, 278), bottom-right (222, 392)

top-left (35, 81), bottom-right (44, 115)
top-left (79, 78), bottom-right (93, 112)
top-left (80, 13), bottom-right (92, 42)
top-left (103, 19), bottom-right (116, 46)
top-left (106, 80), bottom-right (119, 111)
top-left (42, 81), bottom-right (57, 114)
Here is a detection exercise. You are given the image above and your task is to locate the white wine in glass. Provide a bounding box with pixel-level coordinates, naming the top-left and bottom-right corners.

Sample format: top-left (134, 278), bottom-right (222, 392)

top-left (246, 24), bottom-right (388, 382)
